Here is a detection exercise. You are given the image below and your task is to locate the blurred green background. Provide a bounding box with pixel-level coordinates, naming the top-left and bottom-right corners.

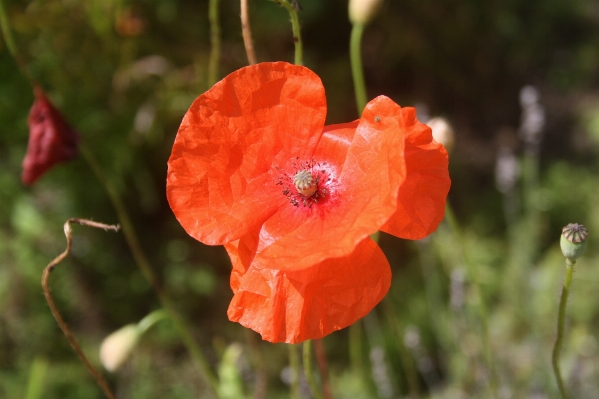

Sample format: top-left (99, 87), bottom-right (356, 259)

top-left (2, 0), bottom-right (599, 398)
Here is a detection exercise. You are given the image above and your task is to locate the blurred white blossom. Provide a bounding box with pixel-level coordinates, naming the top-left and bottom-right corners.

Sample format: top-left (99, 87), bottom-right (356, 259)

top-left (99, 324), bottom-right (140, 372)
top-left (427, 116), bottom-right (455, 153)
top-left (519, 86), bottom-right (545, 149)
top-left (495, 146), bottom-right (520, 194)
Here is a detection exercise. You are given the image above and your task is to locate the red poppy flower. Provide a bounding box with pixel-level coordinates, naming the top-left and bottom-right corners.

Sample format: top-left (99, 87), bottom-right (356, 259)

top-left (22, 87), bottom-right (79, 186)
top-left (167, 62), bottom-right (450, 343)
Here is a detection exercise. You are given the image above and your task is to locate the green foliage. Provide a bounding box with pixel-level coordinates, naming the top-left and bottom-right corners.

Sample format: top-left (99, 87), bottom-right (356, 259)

top-left (2, 0), bottom-right (599, 398)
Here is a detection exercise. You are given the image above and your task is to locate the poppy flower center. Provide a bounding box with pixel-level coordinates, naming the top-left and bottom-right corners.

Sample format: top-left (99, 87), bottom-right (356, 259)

top-left (276, 158), bottom-right (330, 208)
top-left (293, 170), bottom-right (317, 197)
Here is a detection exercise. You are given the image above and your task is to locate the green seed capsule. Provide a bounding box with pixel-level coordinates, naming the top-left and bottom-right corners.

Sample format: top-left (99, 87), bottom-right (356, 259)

top-left (560, 223), bottom-right (589, 261)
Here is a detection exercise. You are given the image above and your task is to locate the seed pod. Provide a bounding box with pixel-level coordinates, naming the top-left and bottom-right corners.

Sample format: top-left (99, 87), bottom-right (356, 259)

top-left (560, 223), bottom-right (589, 261)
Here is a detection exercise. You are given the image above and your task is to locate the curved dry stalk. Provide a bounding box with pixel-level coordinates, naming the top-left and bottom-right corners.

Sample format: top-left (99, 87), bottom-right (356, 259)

top-left (241, 0), bottom-right (257, 65)
top-left (42, 218), bottom-right (120, 399)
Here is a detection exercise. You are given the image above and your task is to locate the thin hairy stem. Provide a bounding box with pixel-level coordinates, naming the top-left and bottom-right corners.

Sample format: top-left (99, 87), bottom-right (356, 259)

top-left (241, 0), bottom-right (257, 65)
top-left (350, 22), bottom-right (367, 114)
top-left (42, 218), bottom-right (120, 399)
top-left (208, 0), bottom-right (221, 86)
top-left (552, 258), bottom-right (575, 399)
top-left (271, 0), bottom-right (303, 65)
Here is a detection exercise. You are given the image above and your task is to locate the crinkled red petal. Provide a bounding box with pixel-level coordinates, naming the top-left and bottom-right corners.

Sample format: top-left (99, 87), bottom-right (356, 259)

top-left (381, 107), bottom-right (450, 240)
top-left (251, 96), bottom-right (406, 271)
top-left (21, 87), bottom-right (79, 186)
top-left (226, 235), bottom-right (391, 343)
top-left (167, 62), bottom-right (328, 245)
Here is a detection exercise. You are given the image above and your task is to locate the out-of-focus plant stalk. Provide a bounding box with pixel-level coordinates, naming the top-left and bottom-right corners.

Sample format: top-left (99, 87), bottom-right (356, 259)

top-left (244, 329), bottom-right (268, 399)
top-left (289, 344), bottom-right (300, 399)
top-left (240, 0), bottom-right (257, 65)
top-left (271, 0), bottom-right (303, 65)
top-left (303, 340), bottom-right (324, 399)
top-left (25, 357), bottom-right (48, 399)
top-left (384, 302), bottom-right (421, 398)
top-left (349, 322), bottom-right (365, 380)
top-left (444, 204), bottom-right (498, 398)
top-left (0, 0), bottom-right (17, 59)
top-left (350, 22), bottom-right (367, 113)
top-left (0, 0), bottom-right (34, 83)
top-left (42, 218), bottom-right (120, 399)
top-left (79, 144), bottom-right (220, 397)
top-left (313, 339), bottom-right (332, 399)
top-left (208, 0), bottom-right (221, 86)
top-left (552, 258), bottom-right (574, 399)
top-left (416, 240), bottom-right (453, 357)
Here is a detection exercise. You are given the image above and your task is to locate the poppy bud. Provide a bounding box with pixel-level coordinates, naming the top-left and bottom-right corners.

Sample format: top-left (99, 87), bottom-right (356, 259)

top-left (349, 0), bottom-right (383, 25)
top-left (560, 223), bottom-right (588, 261)
top-left (99, 324), bottom-right (141, 372)
top-left (21, 87), bottom-right (79, 186)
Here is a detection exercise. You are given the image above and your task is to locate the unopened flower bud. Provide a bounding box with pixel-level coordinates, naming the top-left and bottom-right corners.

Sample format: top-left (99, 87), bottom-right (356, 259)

top-left (560, 223), bottom-right (589, 261)
top-left (99, 324), bottom-right (140, 372)
top-left (349, 0), bottom-right (383, 25)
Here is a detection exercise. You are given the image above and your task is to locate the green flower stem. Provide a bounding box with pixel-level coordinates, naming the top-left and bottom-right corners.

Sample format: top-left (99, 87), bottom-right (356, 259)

top-left (552, 258), bottom-right (575, 399)
top-left (207, 0), bottom-right (221, 86)
top-left (137, 309), bottom-right (169, 335)
top-left (79, 144), bottom-right (220, 397)
top-left (349, 322), bottom-right (364, 377)
top-left (289, 344), bottom-right (300, 399)
top-left (303, 340), bottom-right (324, 399)
top-left (273, 0), bottom-right (303, 65)
top-left (350, 22), bottom-right (367, 114)
top-left (444, 203), bottom-right (498, 398)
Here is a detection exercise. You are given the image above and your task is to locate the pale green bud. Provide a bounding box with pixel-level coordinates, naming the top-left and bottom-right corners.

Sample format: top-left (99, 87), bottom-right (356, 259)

top-left (99, 324), bottom-right (140, 372)
top-left (349, 0), bottom-right (383, 25)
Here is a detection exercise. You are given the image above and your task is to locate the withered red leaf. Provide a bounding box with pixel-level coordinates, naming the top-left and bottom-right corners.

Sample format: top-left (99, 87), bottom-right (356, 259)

top-left (21, 87), bottom-right (79, 186)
